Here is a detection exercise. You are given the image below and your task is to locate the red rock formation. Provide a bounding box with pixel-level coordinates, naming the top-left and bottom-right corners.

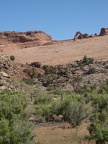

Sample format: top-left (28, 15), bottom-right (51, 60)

top-left (73, 30), bottom-right (101, 40)
top-left (0, 31), bottom-right (52, 44)
top-left (74, 31), bottom-right (89, 40)
top-left (99, 28), bottom-right (108, 36)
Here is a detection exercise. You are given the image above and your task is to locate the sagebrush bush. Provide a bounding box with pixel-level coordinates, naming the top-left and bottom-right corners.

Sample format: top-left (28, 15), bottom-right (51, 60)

top-left (87, 94), bottom-right (108, 143)
top-left (22, 78), bottom-right (35, 85)
top-left (34, 95), bottom-right (52, 105)
top-left (34, 93), bottom-right (90, 125)
top-left (99, 84), bottom-right (108, 94)
top-left (42, 65), bottom-right (57, 74)
top-left (33, 89), bottom-right (48, 97)
top-left (82, 55), bottom-right (94, 65)
top-left (77, 55), bottom-right (94, 66)
top-left (0, 90), bottom-right (34, 144)
top-left (87, 67), bottom-right (96, 74)
top-left (63, 99), bottom-right (90, 127)
top-left (51, 87), bottom-right (64, 95)
top-left (23, 68), bottom-right (37, 78)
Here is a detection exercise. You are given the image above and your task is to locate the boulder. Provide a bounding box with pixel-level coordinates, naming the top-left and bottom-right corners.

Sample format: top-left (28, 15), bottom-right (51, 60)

top-left (0, 72), bottom-right (9, 78)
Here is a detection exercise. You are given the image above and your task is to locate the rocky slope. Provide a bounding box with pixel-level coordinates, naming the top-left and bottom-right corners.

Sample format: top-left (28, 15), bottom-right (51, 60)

top-left (0, 28), bottom-right (108, 92)
top-left (0, 55), bottom-right (108, 92)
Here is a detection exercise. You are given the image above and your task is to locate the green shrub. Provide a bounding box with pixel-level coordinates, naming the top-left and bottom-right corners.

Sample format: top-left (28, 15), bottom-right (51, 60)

top-left (52, 94), bottom-right (90, 126)
top-left (33, 89), bottom-right (48, 97)
top-left (23, 68), bottom-right (37, 78)
top-left (42, 65), bottom-right (56, 74)
top-left (51, 101), bottom-right (62, 115)
top-left (0, 91), bottom-right (27, 120)
top-left (34, 92), bottom-right (90, 125)
top-left (64, 99), bottom-right (90, 127)
top-left (0, 90), bottom-right (34, 144)
top-left (88, 123), bottom-right (108, 144)
top-left (87, 67), bottom-right (96, 74)
top-left (78, 56), bottom-right (94, 66)
top-left (34, 96), bottom-right (51, 105)
top-left (99, 85), bottom-right (108, 94)
top-left (41, 105), bottom-right (52, 120)
top-left (87, 94), bottom-right (108, 143)
top-left (22, 78), bottom-right (35, 85)
top-left (51, 87), bottom-right (64, 95)
top-left (42, 65), bottom-right (51, 74)
top-left (82, 55), bottom-right (94, 65)
top-left (0, 117), bottom-right (34, 144)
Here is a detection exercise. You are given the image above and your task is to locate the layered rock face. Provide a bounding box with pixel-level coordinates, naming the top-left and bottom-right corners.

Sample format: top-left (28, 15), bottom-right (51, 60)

top-left (0, 31), bottom-right (52, 43)
top-left (99, 28), bottom-right (108, 36)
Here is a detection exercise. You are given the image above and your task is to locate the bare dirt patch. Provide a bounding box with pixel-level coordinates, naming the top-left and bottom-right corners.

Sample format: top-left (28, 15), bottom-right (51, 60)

top-left (34, 122), bottom-right (95, 144)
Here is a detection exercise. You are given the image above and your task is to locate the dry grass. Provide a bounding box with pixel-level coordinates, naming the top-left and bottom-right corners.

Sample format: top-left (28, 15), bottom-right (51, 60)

top-left (34, 122), bottom-right (95, 144)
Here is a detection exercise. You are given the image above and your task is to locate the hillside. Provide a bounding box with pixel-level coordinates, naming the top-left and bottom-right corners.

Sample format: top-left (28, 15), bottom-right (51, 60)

top-left (0, 29), bottom-right (108, 144)
top-left (0, 28), bottom-right (108, 65)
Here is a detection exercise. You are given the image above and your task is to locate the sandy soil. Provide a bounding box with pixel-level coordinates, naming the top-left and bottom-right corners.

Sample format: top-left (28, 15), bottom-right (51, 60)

top-left (1, 35), bottom-right (108, 65)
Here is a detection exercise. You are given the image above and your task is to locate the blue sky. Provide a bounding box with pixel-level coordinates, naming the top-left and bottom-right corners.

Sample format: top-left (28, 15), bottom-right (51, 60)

top-left (0, 0), bottom-right (108, 40)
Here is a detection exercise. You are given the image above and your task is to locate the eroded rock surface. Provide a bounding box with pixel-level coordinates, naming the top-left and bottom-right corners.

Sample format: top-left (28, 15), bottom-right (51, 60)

top-left (99, 28), bottom-right (108, 36)
top-left (0, 31), bottom-right (52, 44)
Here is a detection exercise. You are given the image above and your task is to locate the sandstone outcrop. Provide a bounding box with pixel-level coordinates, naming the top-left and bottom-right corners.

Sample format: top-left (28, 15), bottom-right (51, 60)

top-left (74, 31), bottom-right (90, 40)
top-left (99, 28), bottom-right (108, 36)
top-left (0, 31), bottom-right (52, 44)
top-left (73, 28), bottom-right (108, 40)
top-left (73, 31), bottom-right (100, 40)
